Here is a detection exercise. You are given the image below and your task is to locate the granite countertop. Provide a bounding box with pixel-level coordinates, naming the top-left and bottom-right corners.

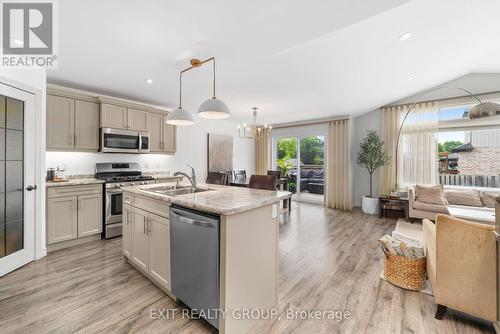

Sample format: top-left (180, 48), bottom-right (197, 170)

top-left (46, 178), bottom-right (105, 188)
top-left (122, 182), bottom-right (292, 216)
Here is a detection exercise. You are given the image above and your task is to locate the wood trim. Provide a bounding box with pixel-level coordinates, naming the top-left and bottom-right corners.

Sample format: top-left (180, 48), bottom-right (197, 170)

top-left (47, 87), bottom-right (99, 103)
top-left (98, 96), bottom-right (154, 111)
top-left (272, 115), bottom-right (350, 129)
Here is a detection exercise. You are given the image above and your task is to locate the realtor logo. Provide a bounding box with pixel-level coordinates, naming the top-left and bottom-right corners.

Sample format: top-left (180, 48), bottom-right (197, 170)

top-left (1, 0), bottom-right (57, 68)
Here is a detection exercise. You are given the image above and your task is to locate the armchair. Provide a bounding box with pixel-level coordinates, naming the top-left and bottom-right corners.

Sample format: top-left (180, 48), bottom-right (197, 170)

top-left (423, 214), bottom-right (497, 323)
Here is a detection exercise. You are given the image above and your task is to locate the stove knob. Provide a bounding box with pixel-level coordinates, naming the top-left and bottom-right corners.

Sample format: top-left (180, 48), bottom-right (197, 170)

top-left (130, 182), bottom-right (135, 186)
top-left (120, 183), bottom-right (125, 187)
top-left (114, 184), bottom-right (120, 188)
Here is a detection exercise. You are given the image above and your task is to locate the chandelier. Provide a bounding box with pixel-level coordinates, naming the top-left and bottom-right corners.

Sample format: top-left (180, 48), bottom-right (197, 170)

top-left (237, 107), bottom-right (272, 138)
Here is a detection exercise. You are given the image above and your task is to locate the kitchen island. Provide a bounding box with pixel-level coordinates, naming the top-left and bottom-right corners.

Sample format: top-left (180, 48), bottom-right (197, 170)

top-left (121, 182), bottom-right (291, 334)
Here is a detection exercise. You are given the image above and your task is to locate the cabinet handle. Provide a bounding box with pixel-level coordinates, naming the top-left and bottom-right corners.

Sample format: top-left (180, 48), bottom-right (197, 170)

top-left (148, 219), bottom-right (152, 234)
top-left (143, 217), bottom-right (146, 234)
top-left (74, 135), bottom-right (78, 146)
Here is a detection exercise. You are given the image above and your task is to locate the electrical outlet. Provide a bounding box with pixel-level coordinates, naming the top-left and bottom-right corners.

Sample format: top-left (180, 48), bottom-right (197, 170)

top-left (145, 163), bottom-right (150, 169)
top-left (156, 163), bottom-right (160, 169)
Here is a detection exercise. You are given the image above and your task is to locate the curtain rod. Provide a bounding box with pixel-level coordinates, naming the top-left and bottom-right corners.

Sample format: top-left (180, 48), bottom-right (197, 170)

top-left (272, 115), bottom-right (350, 129)
top-left (382, 89), bottom-right (500, 109)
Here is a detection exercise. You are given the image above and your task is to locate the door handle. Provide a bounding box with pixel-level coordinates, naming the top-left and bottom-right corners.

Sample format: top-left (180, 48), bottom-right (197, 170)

top-left (26, 185), bottom-right (37, 191)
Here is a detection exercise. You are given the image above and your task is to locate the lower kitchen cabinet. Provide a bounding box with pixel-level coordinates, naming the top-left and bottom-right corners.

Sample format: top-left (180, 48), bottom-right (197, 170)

top-left (47, 196), bottom-right (78, 244)
top-left (123, 204), bottom-right (132, 258)
top-left (148, 213), bottom-right (171, 289)
top-left (46, 184), bottom-right (103, 246)
top-left (77, 193), bottom-right (102, 237)
top-left (124, 197), bottom-right (171, 291)
top-left (131, 208), bottom-right (149, 272)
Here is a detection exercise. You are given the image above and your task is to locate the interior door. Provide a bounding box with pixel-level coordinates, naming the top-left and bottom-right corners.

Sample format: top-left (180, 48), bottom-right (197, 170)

top-left (0, 83), bottom-right (36, 277)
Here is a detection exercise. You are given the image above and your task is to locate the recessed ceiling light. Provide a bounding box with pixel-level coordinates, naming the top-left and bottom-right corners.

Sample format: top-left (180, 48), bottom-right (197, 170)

top-left (399, 32), bottom-right (412, 41)
top-left (407, 76), bottom-right (415, 81)
top-left (145, 78), bottom-right (153, 84)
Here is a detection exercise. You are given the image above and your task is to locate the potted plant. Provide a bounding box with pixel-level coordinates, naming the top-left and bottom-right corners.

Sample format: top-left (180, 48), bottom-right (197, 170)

top-left (277, 159), bottom-right (293, 178)
top-left (357, 130), bottom-right (391, 214)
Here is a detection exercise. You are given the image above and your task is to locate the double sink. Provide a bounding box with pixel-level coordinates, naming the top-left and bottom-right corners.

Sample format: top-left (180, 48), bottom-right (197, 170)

top-left (141, 184), bottom-right (214, 197)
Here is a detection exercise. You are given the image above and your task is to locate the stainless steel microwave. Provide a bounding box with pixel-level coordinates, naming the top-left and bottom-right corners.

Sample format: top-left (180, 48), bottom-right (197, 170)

top-left (100, 128), bottom-right (149, 153)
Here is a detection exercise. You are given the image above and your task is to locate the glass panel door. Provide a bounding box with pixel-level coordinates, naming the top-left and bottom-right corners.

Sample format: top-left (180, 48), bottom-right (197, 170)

top-left (0, 83), bottom-right (36, 277)
top-left (0, 96), bottom-right (24, 258)
top-left (275, 135), bottom-right (326, 203)
top-left (276, 138), bottom-right (298, 194)
top-left (298, 136), bottom-right (325, 201)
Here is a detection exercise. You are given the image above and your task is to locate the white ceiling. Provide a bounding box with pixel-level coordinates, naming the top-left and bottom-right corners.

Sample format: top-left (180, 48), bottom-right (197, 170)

top-left (48, 0), bottom-right (500, 124)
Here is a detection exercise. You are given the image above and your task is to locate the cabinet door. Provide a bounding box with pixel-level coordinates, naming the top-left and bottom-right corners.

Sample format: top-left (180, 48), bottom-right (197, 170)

top-left (122, 204), bottom-right (132, 258)
top-left (74, 100), bottom-right (99, 151)
top-left (162, 116), bottom-right (176, 153)
top-left (148, 213), bottom-right (171, 290)
top-left (47, 196), bottom-right (78, 244)
top-left (101, 104), bottom-right (127, 129)
top-left (131, 208), bottom-right (149, 272)
top-left (128, 108), bottom-right (149, 132)
top-left (77, 193), bottom-right (102, 237)
top-left (46, 95), bottom-right (75, 149)
top-left (149, 112), bottom-right (163, 152)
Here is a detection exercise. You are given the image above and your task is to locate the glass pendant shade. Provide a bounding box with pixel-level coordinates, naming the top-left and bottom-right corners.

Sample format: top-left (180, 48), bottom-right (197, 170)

top-left (197, 97), bottom-right (230, 119)
top-left (166, 107), bottom-right (194, 125)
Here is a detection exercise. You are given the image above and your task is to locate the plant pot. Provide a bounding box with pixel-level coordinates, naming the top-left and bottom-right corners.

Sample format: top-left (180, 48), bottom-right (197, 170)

top-left (362, 195), bottom-right (379, 215)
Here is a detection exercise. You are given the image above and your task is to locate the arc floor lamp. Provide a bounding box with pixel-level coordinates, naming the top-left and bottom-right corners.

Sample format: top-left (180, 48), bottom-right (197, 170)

top-left (394, 86), bottom-right (500, 189)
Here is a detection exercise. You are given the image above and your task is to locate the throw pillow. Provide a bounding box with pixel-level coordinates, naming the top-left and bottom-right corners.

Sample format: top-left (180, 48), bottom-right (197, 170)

top-left (481, 191), bottom-right (500, 208)
top-left (415, 184), bottom-right (449, 206)
top-left (445, 189), bottom-right (482, 207)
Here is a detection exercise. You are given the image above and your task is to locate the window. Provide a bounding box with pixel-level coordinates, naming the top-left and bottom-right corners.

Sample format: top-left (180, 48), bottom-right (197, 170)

top-left (437, 103), bottom-right (500, 188)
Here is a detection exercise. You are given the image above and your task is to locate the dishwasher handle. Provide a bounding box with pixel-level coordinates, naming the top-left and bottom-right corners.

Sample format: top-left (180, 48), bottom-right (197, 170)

top-left (171, 211), bottom-right (217, 228)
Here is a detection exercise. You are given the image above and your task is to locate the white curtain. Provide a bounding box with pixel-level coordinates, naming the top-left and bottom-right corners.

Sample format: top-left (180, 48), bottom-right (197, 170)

top-left (254, 129), bottom-right (272, 175)
top-left (399, 101), bottom-right (439, 186)
top-left (379, 106), bottom-right (403, 195)
top-left (325, 119), bottom-right (352, 211)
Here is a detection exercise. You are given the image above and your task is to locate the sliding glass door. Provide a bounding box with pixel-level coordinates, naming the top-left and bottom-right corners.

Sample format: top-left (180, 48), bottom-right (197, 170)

top-left (274, 131), bottom-right (326, 204)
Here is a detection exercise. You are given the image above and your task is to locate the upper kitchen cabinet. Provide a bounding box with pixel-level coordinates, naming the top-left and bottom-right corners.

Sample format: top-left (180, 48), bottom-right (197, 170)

top-left (128, 108), bottom-right (149, 132)
top-left (101, 103), bottom-right (127, 129)
top-left (46, 89), bottom-right (100, 152)
top-left (149, 110), bottom-right (176, 154)
top-left (74, 100), bottom-right (99, 150)
top-left (47, 95), bottom-right (75, 150)
top-left (99, 97), bottom-right (150, 132)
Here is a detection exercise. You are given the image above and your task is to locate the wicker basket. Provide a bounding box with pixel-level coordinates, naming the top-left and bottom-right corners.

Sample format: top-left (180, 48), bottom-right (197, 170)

top-left (382, 247), bottom-right (426, 291)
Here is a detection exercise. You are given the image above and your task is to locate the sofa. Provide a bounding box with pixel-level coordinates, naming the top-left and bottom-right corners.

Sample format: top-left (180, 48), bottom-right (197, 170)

top-left (423, 215), bottom-right (497, 323)
top-left (290, 169), bottom-right (324, 194)
top-left (408, 185), bottom-right (499, 221)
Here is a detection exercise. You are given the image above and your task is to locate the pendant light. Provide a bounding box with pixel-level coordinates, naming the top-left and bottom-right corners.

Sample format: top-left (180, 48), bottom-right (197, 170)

top-left (166, 64), bottom-right (194, 125)
top-left (197, 58), bottom-right (230, 119)
top-left (166, 57), bottom-right (229, 125)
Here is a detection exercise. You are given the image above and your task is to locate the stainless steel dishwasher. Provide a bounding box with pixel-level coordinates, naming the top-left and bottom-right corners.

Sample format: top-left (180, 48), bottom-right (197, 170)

top-left (170, 206), bottom-right (220, 329)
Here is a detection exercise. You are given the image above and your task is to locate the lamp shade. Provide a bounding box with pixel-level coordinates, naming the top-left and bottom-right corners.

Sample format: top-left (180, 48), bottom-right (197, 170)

top-left (166, 107), bottom-right (194, 125)
top-left (197, 97), bottom-right (230, 119)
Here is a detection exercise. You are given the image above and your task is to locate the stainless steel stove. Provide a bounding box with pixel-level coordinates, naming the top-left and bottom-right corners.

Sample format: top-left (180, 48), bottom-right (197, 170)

top-left (95, 162), bottom-right (155, 239)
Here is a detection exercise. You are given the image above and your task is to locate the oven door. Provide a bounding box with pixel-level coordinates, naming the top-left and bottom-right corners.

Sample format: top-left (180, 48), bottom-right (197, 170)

top-left (101, 128), bottom-right (140, 153)
top-left (105, 188), bottom-right (123, 238)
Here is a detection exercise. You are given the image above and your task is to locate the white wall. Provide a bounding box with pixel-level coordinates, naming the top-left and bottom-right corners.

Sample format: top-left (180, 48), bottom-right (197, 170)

top-left (0, 68), bottom-right (47, 260)
top-left (46, 117), bottom-right (254, 180)
top-left (352, 109), bottom-right (382, 207)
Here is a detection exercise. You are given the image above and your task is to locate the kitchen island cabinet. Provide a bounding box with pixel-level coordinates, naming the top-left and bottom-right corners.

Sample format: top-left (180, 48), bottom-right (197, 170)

top-left (122, 183), bottom-right (291, 334)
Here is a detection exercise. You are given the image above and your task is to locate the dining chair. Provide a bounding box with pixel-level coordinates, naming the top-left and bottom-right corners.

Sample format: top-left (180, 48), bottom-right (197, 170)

top-left (206, 172), bottom-right (226, 185)
top-left (233, 170), bottom-right (247, 181)
top-left (249, 175), bottom-right (277, 191)
top-left (267, 170), bottom-right (282, 179)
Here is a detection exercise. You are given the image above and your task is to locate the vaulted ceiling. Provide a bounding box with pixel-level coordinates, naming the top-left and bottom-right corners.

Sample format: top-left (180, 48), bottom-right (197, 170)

top-left (48, 0), bottom-right (500, 124)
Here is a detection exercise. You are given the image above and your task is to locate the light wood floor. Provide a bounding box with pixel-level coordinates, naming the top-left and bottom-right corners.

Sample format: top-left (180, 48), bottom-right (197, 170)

top-left (0, 203), bottom-right (494, 333)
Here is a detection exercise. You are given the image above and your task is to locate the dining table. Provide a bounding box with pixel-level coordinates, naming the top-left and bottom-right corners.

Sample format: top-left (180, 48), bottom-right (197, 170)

top-left (229, 177), bottom-right (291, 209)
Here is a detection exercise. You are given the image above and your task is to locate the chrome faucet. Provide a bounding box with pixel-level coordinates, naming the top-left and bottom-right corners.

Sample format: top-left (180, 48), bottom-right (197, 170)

top-left (174, 164), bottom-right (197, 188)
